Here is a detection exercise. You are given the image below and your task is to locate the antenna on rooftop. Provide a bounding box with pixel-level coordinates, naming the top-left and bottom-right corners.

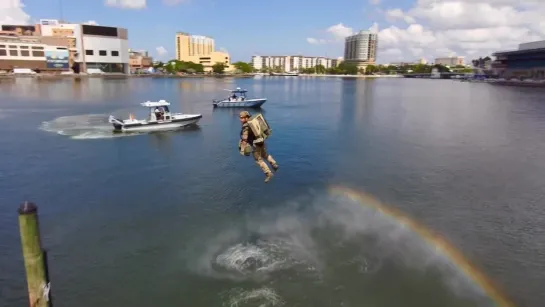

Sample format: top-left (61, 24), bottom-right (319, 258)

top-left (59, 0), bottom-right (64, 22)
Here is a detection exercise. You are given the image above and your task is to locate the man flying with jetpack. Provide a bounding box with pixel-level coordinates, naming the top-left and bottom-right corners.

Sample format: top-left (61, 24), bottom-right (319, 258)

top-left (238, 111), bottom-right (278, 183)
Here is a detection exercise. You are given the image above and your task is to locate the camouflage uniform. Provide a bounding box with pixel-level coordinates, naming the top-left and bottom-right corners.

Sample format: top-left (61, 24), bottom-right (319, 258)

top-left (239, 111), bottom-right (278, 182)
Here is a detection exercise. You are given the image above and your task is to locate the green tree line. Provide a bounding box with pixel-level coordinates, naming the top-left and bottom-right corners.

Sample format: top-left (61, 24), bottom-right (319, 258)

top-left (153, 60), bottom-right (255, 74)
top-left (258, 63), bottom-right (473, 75)
top-left (153, 60), bottom-right (477, 75)
top-left (153, 60), bottom-right (205, 74)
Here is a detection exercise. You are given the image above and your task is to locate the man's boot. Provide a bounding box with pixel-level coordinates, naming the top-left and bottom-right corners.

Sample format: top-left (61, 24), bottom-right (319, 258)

top-left (267, 155), bottom-right (279, 172)
top-left (264, 172), bottom-right (274, 183)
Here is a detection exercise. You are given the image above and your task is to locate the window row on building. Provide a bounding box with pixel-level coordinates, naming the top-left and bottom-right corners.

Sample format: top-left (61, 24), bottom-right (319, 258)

top-left (84, 49), bottom-right (120, 57)
top-left (0, 44), bottom-right (46, 57)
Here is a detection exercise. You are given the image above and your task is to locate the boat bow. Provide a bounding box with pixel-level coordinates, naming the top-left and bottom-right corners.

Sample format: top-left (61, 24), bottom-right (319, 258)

top-left (108, 115), bottom-right (124, 126)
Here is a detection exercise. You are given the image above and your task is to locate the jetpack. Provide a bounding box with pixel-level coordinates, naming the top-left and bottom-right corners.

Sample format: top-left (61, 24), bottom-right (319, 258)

top-left (247, 113), bottom-right (272, 144)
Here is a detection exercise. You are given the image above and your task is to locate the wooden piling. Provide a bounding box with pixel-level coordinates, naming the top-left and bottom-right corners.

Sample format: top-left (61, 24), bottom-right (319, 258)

top-left (18, 202), bottom-right (51, 307)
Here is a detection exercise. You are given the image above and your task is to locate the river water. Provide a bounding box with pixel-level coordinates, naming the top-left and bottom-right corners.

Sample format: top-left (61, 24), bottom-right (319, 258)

top-left (0, 76), bottom-right (544, 307)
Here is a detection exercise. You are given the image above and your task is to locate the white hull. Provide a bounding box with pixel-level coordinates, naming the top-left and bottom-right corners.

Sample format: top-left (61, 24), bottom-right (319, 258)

top-left (109, 113), bottom-right (202, 133)
top-left (120, 118), bottom-right (200, 132)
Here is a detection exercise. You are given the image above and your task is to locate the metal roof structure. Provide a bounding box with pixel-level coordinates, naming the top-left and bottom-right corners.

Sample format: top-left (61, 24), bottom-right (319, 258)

top-left (140, 100), bottom-right (170, 107)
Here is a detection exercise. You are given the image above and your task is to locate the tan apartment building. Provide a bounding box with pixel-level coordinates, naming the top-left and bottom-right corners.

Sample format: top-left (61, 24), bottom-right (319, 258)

top-left (175, 32), bottom-right (231, 72)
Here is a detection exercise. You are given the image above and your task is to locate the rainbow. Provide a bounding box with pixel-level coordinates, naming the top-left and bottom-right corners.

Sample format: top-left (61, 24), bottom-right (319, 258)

top-left (328, 185), bottom-right (514, 307)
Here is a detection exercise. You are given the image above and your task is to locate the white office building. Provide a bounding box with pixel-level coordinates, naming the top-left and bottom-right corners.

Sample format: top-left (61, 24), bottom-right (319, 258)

top-left (251, 55), bottom-right (336, 72)
top-left (39, 19), bottom-right (129, 73)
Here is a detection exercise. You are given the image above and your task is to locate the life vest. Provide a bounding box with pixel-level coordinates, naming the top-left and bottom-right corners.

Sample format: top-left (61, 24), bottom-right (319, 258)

top-left (240, 123), bottom-right (256, 145)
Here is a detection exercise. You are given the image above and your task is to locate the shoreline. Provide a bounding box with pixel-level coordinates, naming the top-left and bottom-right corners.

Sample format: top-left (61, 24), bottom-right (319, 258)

top-left (295, 74), bottom-right (402, 78)
top-left (0, 73), bottom-right (403, 80)
top-left (0, 73), bottom-right (256, 79)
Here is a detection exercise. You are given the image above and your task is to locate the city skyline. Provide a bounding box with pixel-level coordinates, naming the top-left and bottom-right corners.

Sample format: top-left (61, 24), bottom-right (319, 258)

top-left (2, 0), bottom-right (545, 63)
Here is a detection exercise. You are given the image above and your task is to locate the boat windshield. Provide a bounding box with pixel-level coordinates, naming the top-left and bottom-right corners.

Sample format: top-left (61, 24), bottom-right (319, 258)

top-left (228, 91), bottom-right (246, 101)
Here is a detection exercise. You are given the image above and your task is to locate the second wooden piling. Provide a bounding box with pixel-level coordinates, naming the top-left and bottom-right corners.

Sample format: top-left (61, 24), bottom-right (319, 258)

top-left (18, 201), bottom-right (50, 307)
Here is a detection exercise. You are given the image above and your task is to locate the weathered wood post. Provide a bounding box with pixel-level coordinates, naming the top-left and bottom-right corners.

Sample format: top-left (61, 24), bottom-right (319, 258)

top-left (18, 201), bottom-right (51, 307)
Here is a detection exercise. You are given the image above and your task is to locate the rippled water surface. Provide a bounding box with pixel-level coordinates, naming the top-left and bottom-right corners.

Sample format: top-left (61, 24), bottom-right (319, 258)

top-left (1, 76), bottom-right (544, 307)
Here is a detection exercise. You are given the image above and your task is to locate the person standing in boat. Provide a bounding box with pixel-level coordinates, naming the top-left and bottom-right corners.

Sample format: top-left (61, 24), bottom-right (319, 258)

top-left (238, 111), bottom-right (278, 183)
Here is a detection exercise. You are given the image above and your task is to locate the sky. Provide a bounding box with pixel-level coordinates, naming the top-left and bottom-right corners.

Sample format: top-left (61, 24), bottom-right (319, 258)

top-left (1, 0), bottom-right (545, 64)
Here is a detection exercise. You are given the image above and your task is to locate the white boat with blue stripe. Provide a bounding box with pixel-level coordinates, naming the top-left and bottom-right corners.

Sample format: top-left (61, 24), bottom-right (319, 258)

top-left (213, 87), bottom-right (267, 108)
top-left (108, 100), bottom-right (202, 132)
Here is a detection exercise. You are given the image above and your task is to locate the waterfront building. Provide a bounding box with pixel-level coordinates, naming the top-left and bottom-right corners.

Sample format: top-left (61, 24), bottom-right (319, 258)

top-left (0, 34), bottom-right (69, 71)
top-left (175, 32), bottom-right (231, 72)
top-left (492, 40), bottom-right (545, 80)
top-left (332, 57), bottom-right (343, 67)
top-left (39, 19), bottom-right (129, 73)
top-left (343, 30), bottom-right (377, 71)
top-left (129, 49), bottom-right (153, 73)
top-left (434, 56), bottom-right (464, 66)
top-left (1, 19), bottom-right (130, 73)
top-left (387, 62), bottom-right (412, 67)
top-left (387, 59), bottom-right (428, 66)
top-left (1, 24), bottom-right (40, 36)
top-left (251, 55), bottom-right (337, 72)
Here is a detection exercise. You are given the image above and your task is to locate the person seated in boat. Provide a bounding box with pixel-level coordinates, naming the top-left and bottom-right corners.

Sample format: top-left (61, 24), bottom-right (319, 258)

top-left (154, 107), bottom-right (163, 121)
top-left (231, 93), bottom-right (237, 101)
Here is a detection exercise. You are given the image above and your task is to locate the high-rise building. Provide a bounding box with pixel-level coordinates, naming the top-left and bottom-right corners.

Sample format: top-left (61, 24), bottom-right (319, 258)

top-left (343, 30), bottom-right (378, 71)
top-left (175, 32), bottom-right (231, 72)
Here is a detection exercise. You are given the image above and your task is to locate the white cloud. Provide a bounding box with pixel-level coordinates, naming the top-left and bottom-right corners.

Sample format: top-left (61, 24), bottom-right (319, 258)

top-left (368, 22), bottom-right (379, 33)
top-left (307, 37), bottom-right (326, 45)
top-left (408, 47), bottom-right (423, 56)
top-left (374, 0), bottom-right (545, 62)
top-left (409, 2), bottom-right (527, 29)
top-left (369, 0), bottom-right (381, 5)
top-left (105, 0), bottom-right (146, 9)
top-left (383, 48), bottom-right (403, 56)
top-left (156, 46), bottom-right (168, 56)
top-left (84, 20), bottom-right (98, 25)
top-left (326, 23), bottom-right (354, 40)
top-left (306, 0), bottom-right (545, 63)
top-left (0, 0), bottom-right (31, 25)
top-left (385, 8), bottom-right (416, 24)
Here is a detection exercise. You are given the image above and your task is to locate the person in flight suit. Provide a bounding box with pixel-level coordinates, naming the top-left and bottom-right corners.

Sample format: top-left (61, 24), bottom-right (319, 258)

top-left (239, 110), bottom-right (278, 183)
